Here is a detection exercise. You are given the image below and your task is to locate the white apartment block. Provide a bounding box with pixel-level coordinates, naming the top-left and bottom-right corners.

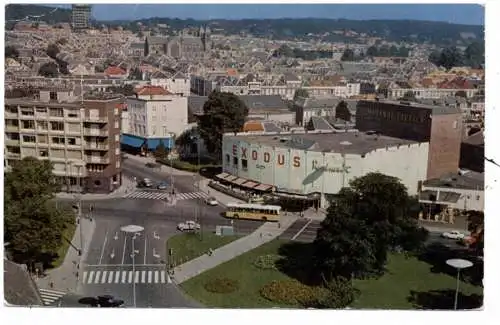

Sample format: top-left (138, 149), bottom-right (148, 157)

top-left (150, 77), bottom-right (191, 97)
top-left (388, 87), bottom-right (480, 100)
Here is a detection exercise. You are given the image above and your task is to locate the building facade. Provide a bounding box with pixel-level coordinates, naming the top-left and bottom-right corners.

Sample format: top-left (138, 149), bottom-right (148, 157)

top-left (71, 4), bottom-right (92, 30)
top-left (356, 99), bottom-right (463, 180)
top-left (221, 131), bottom-right (429, 208)
top-left (150, 77), bottom-right (191, 97)
top-left (5, 89), bottom-right (123, 194)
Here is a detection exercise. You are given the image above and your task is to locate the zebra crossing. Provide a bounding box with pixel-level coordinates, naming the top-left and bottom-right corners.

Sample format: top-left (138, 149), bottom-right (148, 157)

top-left (39, 288), bottom-right (67, 306)
top-left (82, 269), bottom-right (172, 285)
top-left (123, 191), bottom-right (208, 201)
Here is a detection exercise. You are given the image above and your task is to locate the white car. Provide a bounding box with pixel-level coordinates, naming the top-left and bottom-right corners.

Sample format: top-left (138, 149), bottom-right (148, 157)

top-left (441, 230), bottom-right (466, 240)
top-left (205, 197), bottom-right (218, 206)
top-left (177, 220), bottom-right (201, 231)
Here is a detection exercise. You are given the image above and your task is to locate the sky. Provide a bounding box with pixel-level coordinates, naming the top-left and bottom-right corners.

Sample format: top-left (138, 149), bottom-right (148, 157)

top-left (51, 4), bottom-right (484, 25)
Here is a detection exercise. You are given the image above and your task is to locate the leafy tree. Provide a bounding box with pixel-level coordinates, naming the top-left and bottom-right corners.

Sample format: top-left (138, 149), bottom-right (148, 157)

top-left (198, 91), bottom-right (249, 160)
top-left (429, 46), bottom-right (464, 70)
top-left (38, 62), bottom-right (59, 78)
top-left (455, 90), bottom-right (468, 98)
top-left (341, 48), bottom-right (355, 61)
top-left (313, 173), bottom-right (428, 281)
top-left (293, 88), bottom-right (309, 101)
top-left (464, 41), bottom-right (484, 68)
top-left (335, 100), bottom-right (351, 121)
top-left (366, 46), bottom-right (378, 57)
top-left (4, 157), bottom-right (74, 267)
top-left (466, 210), bottom-right (484, 255)
top-left (109, 84), bottom-right (135, 96)
top-left (154, 140), bottom-right (168, 159)
top-left (46, 43), bottom-right (60, 59)
top-left (5, 45), bottom-right (19, 59)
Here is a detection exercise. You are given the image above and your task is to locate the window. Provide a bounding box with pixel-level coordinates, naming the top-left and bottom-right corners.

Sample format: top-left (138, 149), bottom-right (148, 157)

top-left (39, 149), bottom-right (48, 157)
top-left (50, 121), bottom-right (64, 131)
top-left (114, 120), bottom-right (119, 128)
top-left (115, 134), bottom-right (119, 142)
top-left (67, 138), bottom-right (76, 145)
top-left (116, 160), bottom-right (121, 168)
top-left (36, 107), bottom-right (47, 113)
top-left (49, 108), bottom-right (63, 117)
top-left (22, 135), bottom-right (36, 143)
top-left (114, 107), bottom-right (119, 115)
top-left (242, 159), bottom-right (248, 170)
top-left (51, 137), bottom-right (65, 144)
top-left (233, 157), bottom-right (238, 166)
top-left (94, 180), bottom-right (101, 186)
top-left (22, 120), bottom-right (35, 129)
top-left (49, 92), bottom-right (58, 100)
top-left (67, 112), bottom-right (78, 118)
top-left (115, 148), bottom-right (120, 155)
top-left (225, 154), bottom-right (230, 163)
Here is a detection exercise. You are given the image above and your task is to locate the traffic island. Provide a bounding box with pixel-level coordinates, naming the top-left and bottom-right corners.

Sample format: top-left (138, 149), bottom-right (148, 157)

top-left (166, 232), bottom-right (241, 267)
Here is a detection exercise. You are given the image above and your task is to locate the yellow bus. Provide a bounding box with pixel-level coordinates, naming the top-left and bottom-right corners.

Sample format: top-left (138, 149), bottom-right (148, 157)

top-left (225, 203), bottom-right (281, 222)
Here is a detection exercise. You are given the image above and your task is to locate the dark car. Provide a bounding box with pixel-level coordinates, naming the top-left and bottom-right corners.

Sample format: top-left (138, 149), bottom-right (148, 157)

top-left (138, 178), bottom-right (154, 188)
top-left (97, 295), bottom-right (124, 308)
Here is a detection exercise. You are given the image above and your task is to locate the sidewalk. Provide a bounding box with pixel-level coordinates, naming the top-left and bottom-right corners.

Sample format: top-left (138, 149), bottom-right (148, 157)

top-left (172, 213), bottom-right (298, 284)
top-left (55, 175), bottom-right (135, 201)
top-left (35, 215), bottom-right (96, 293)
top-left (197, 178), bottom-right (245, 206)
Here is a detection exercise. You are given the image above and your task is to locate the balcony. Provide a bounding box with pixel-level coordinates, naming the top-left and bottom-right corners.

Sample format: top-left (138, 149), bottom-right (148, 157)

top-left (5, 139), bottom-right (20, 146)
top-left (84, 143), bottom-right (109, 151)
top-left (83, 128), bottom-right (108, 137)
top-left (4, 111), bottom-right (18, 118)
top-left (5, 125), bottom-right (20, 132)
top-left (85, 156), bottom-right (110, 164)
top-left (84, 116), bottom-right (107, 123)
top-left (5, 152), bottom-right (21, 159)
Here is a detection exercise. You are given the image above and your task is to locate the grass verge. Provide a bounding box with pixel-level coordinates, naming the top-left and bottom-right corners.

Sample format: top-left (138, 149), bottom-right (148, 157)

top-left (51, 221), bottom-right (77, 269)
top-left (167, 232), bottom-right (241, 266)
top-left (180, 240), bottom-right (483, 309)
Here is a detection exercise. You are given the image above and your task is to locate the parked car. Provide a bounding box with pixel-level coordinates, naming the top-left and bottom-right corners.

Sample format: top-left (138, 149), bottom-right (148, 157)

top-left (205, 196), bottom-right (218, 206)
top-left (96, 295), bottom-right (124, 308)
top-left (139, 178), bottom-right (153, 188)
top-left (441, 230), bottom-right (466, 240)
top-left (177, 220), bottom-right (201, 232)
top-left (157, 182), bottom-right (169, 190)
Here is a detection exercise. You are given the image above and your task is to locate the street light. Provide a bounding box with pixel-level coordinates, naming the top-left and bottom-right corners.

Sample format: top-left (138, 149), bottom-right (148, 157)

top-left (446, 258), bottom-right (474, 310)
top-left (121, 225), bottom-right (144, 308)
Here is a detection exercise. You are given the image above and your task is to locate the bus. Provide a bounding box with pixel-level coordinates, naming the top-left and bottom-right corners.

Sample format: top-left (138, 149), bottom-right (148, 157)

top-left (225, 203), bottom-right (281, 222)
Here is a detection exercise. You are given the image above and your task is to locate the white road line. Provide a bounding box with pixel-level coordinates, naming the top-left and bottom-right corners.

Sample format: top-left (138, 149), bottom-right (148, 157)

top-left (141, 271), bottom-right (145, 283)
top-left (135, 270), bottom-right (140, 283)
top-left (82, 271), bottom-right (88, 284)
top-left (160, 270), bottom-right (166, 283)
top-left (121, 271), bottom-right (127, 283)
top-left (291, 219), bottom-right (314, 241)
top-left (101, 271), bottom-right (108, 284)
top-left (129, 271), bottom-right (134, 283)
top-left (154, 271), bottom-right (159, 283)
top-left (94, 271), bottom-right (101, 284)
top-left (98, 229), bottom-right (109, 265)
top-left (144, 234), bottom-right (147, 264)
top-left (167, 274), bottom-right (172, 284)
top-left (88, 271), bottom-right (94, 284)
top-left (148, 271), bottom-right (152, 283)
top-left (121, 235), bottom-right (127, 265)
top-left (108, 271), bottom-right (114, 283)
top-left (115, 271), bottom-right (120, 284)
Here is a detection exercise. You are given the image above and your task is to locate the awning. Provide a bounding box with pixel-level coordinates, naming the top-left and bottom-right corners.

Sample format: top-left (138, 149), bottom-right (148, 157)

top-left (232, 178), bottom-right (248, 186)
top-left (216, 172), bottom-right (230, 180)
top-left (225, 175), bottom-right (238, 182)
top-left (147, 138), bottom-right (173, 150)
top-left (241, 181), bottom-right (258, 189)
top-left (121, 134), bottom-right (146, 148)
top-left (255, 184), bottom-right (273, 191)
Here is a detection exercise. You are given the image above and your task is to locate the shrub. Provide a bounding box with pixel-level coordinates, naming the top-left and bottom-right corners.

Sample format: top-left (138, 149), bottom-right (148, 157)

top-left (309, 277), bottom-right (357, 309)
top-left (204, 277), bottom-right (239, 294)
top-left (259, 280), bottom-right (327, 306)
top-left (253, 254), bottom-right (281, 270)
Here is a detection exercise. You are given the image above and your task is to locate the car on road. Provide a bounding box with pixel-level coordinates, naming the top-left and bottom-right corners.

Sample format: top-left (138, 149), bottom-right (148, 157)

top-left (441, 230), bottom-right (466, 240)
top-left (177, 220), bottom-right (201, 232)
top-left (157, 182), bottom-right (169, 190)
top-left (138, 178), bottom-right (154, 188)
top-left (96, 295), bottom-right (124, 308)
top-left (145, 162), bottom-right (159, 168)
top-left (205, 196), bottom-right (218, 206)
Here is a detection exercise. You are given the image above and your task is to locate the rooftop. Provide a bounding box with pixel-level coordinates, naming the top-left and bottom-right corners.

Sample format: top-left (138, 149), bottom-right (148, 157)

top-left (3, 259), bottom-right (43, 307)
top-left (226, 130), bottom-right (420, 155)
top-left (423, 171), bottom-right (484, 191)
top-left (358, 99), bottom-right (462, 115)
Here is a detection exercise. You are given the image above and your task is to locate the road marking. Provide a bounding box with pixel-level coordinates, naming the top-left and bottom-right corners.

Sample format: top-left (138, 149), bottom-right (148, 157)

top-left (141, 271), bottom-right (146, 283)
top-left (144, 234), bottom-right (147, 264)
top-left (292, 219), bottom-right (313, 241)
top-left (107, 271), bottom-right (114, 283)
top-left (121, 271), bottom-right (127, 283)
top-left (127, 271), bottom-right (132, 283)
top-left (135, 271), bottom-right (140, 283)
top-left (39, 288), bottom-right (66, 305)
top-left (98, 229), bottom-right (109, 265)
top-left (101, 271), bottom-right (108, 284)
top-left (88, 271), bottom-right (94, 284)
top-left (85, 264), bottom-right (165, 267)
top-left (160, 270), bottom-right (165, 283)
top-left (154, 271), bottom-right (159, 283)
top-left (94, 271), bottom-right (101, 284)
top-left (82, 271), bottom-right (88, 284)
top-left (115, 271), bottom-right (120, 283)
top-left (167, 274), bottom-right (172, 284)
top-left (148, 271), bottom-right (152, 283)
top-left (121, 235), bottom-right (127, 265)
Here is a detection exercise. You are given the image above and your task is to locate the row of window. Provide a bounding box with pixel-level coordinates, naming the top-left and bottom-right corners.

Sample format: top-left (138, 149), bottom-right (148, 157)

top-left (225, 154), bottom-right (248, 170)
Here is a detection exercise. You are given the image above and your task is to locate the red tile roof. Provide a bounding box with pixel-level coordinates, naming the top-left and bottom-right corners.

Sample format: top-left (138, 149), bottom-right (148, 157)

top-left (438, 77), bottom-right (473, 90)
top-left (104, 66), bottom-right (127, 76)
top-left (243, 121), bottom-right (264, 132)
top-left (135, 85), bottom-right (171, 96)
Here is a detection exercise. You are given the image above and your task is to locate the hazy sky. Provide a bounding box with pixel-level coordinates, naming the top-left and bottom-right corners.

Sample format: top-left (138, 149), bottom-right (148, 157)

top-left (51, 4), bottom-right (484, 25)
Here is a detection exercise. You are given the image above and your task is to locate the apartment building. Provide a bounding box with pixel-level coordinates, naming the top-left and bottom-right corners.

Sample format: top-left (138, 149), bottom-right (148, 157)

top-left (5, 88), bottom-right (124, 194)
top-left (121, 86), bottom-right (188, 154)
top-left (150, 75), bottom-right (191, 97)
top-left (71, 4), bottom-right (92, 30)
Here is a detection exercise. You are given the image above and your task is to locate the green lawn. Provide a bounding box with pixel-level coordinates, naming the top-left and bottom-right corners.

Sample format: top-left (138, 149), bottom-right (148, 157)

top-left (50, 222), bottom-right (77, 269)
top-left (167, 232), bottom-right (241, 267)
top-left (180, 240), bottom-right (483, 309)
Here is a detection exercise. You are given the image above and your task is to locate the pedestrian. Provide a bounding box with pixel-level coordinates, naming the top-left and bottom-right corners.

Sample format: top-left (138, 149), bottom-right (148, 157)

top-left (260, 232), bottom-right (262, 239)
top-left (49, 282), bottom-right (54, 289)
top-left (278, 222), bottom-right (281, 229)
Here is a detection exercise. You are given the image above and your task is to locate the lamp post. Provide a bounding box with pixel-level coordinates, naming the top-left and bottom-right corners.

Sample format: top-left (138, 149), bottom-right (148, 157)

top-left (446, 258), bottom-right (473, 310)
top-left (121, 225), bottom-right (144, 308)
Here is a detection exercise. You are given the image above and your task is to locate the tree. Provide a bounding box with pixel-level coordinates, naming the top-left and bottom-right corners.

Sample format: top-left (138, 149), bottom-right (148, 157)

top-left (429, 46), bottom-right (464, 70)
top-left (455, 90), bottom-right (468, 98)
top-left (5, 45), bottom-right (19, 59)
top-left (313, 173), bottom-right (428, 281)
top-left (464, 41), bottom-right (484, 68)
top-left (198, 91), bottom-right (249, 160)
top-left (466, 210), bottom-right (484, 255)
top-left (4, 157), bottom-right (74, 267)
top-left (154, 140), bottom-right (168, 159)
top-left (335, 100), bottom-right (351, 121)
top-left (341, 48), bottom-right (355, 61)
top-left (293, 88), bottom-right (309, 101)
top-left (38, 62), bottom-right (59, 78)
top-left (46, 43), bottom-right (60, 59)
top-left (366, 46), bottom-right (378, 57)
